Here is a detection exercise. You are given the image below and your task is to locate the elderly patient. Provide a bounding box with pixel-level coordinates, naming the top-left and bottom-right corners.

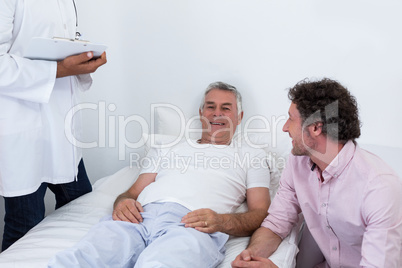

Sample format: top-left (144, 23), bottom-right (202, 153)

top-left (48, 82), bottom-right (271, 267)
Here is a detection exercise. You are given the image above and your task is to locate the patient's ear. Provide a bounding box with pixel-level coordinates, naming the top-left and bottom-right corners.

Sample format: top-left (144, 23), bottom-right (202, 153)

top-left (199, 108), bottom-right (207, 125)
top-left (237, 111), bottom-right (244, 125)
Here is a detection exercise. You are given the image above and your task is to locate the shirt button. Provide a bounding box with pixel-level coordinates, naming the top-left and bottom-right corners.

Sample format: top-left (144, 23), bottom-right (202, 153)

top-left (322, 203), bottom-right (327, 207)
top-left (332, 246), bottom-right (337, 251)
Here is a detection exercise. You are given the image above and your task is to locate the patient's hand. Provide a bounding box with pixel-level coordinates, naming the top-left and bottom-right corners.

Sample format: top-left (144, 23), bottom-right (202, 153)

top-left (181, 208), bottom-right (223, 233)
top-left (112, 198), bottom-right (144, 223)
top-left (231, 251), bottom-right (278, 268)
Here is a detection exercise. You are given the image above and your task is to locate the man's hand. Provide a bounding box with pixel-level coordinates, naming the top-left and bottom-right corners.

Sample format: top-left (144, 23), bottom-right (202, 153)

top-left (111, 173), bottom-right (156, 224)
top-left (231, 250), bottom-right (278, 268)
top-left (112, 197), bottom-right (144, 223)
top-left (181, 208), bottom-right (223, 233)
top-left (56, 51), bottom-right (107, 78)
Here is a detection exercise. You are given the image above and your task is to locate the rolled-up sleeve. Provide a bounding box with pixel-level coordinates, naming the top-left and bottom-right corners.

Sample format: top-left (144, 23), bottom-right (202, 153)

top-left (261, 156), bottom-right (302, 239)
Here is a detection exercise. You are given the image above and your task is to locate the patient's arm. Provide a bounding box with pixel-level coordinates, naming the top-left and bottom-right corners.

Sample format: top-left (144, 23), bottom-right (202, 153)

top-left (112, 173), bottom-right (157, 223)
top-left (181, 187), bottom-right (270, 236)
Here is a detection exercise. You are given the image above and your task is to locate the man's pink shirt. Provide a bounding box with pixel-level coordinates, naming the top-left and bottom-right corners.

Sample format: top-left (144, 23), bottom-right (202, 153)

top-left (262, 141), bottom-right (402, 267)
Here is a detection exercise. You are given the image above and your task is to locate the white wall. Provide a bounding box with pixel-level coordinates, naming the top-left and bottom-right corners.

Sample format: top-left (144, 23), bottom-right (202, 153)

top-left (76, 0), bottom-right (402, 182)
top-left (1, 0), bottom-right (402, 248)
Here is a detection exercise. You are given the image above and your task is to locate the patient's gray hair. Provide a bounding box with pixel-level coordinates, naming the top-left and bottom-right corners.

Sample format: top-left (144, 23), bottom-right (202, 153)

top-left (199, 82), bottom-right (243, 114)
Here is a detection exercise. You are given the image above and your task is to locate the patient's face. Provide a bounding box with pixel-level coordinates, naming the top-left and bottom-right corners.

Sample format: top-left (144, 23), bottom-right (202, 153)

top-left (199, 89), bottom-right (243, 144)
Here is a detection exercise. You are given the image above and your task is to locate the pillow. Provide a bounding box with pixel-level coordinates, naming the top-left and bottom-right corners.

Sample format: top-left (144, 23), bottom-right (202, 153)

top-left (142, 133), bottom-right (184, 155)
top-left (235, 131), bottom-right (292, 198)
top-left (152, 104), bottom-right (201, 138)
top-left (152, 104), bottom-right (291, 154)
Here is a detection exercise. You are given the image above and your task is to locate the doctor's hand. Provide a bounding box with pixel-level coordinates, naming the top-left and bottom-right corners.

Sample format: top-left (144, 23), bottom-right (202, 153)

top-left (112, 198), bottom-right (144, 224)
top-left (232, 250), bottom-right (278, 268)
top-left (181, 208), bottom-right (223, 233)
top-left (56, 51), bottom-right (107, 78)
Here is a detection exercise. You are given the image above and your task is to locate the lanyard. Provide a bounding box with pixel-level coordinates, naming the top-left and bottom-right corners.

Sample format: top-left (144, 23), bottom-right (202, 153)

top-left (72, 0), bottom-right (78, 27)
top-left (72, 0), bottom-right (81, 39)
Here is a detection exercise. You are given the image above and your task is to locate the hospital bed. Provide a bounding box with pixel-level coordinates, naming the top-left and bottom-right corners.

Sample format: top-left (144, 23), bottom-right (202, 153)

top-left (0, 125), bottom-right (303, 268)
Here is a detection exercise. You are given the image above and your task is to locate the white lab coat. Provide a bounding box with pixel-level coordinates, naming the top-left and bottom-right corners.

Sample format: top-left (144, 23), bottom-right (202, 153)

top-left (0, 0), bottom-right (92, 197)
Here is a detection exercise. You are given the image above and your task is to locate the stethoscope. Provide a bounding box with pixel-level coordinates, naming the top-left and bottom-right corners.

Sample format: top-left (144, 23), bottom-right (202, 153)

top-left (72, 0), bottom-right (81, 40)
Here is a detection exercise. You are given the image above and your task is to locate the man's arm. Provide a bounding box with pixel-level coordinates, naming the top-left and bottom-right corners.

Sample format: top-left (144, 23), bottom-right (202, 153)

top-left (181, 187), bottom-right (270, 236)
top-left (231, 226), bottom-right (282, 268)
top-left (112, 173), bottom-right (156, 223)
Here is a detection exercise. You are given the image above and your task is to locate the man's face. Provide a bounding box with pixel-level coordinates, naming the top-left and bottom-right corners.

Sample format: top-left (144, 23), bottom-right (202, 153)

top-left (199, 89), bottom-right (243, 144)
top-left (282, 102), bottom-right (314, 156)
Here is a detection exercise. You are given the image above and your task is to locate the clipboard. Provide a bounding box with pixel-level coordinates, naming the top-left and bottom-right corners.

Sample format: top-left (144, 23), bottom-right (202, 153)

top-left (24, 37), bottom-right (107, 61)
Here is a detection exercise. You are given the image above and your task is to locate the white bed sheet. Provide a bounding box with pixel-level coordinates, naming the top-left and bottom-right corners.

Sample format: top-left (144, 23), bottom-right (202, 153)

top-left (0, 166), bottom-right (301, 268)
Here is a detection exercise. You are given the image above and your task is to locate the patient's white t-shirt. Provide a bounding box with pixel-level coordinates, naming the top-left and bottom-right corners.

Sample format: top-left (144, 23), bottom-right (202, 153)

top-left (137, 140), bottom-right (271, 214)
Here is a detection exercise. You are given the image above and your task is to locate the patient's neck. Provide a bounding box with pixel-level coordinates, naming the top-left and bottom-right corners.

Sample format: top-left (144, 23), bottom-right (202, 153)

top-left (198, 135), bottom-right (232, 145)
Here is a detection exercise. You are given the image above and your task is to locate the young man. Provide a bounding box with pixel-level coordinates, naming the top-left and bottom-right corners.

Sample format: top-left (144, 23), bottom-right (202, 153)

top-left (232, 78), bottom-right (402, 268)
top-left (49, 82), bottom-right (272, 267)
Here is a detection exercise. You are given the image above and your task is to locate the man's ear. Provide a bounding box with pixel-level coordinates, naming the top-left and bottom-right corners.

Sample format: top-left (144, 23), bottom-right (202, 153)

top-left (310, 122), bottom-right (323, 137)
top-left (199, 108), bottom-right (205, 124)
top-left (237, 111), bottom-right (244, 125)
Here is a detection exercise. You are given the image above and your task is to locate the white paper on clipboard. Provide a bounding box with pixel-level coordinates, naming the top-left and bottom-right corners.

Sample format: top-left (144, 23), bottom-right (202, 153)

top-left (24, 37), bottom-right (107, 61)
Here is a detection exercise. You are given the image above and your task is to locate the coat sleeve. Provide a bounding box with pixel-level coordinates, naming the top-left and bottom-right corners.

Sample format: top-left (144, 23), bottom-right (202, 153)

top-left (0, 0), bottom-right (56, 103)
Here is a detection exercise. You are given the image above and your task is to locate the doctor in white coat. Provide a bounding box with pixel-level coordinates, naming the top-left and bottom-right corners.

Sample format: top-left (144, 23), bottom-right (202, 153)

top-left (0, 0), bottom-right (107, 251)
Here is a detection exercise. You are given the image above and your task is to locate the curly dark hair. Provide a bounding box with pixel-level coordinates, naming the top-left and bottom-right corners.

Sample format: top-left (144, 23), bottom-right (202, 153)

top-left (288, 78), bottom-right (361, 143)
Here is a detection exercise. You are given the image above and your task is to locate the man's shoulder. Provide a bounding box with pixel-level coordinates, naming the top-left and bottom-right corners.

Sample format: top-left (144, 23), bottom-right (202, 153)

top-left (342, 144), bottom-right (401, 191)
top-left (353, 144), bottom-right (399, 178)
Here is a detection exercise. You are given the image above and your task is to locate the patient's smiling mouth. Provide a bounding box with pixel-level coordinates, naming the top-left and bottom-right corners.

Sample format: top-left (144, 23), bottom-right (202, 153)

top-left (210, 122), bottom-right (225, 126)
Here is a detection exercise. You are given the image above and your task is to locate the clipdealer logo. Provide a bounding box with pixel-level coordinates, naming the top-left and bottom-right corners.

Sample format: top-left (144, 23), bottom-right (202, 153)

top-left (64, 102), bottom-right (288, 161)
